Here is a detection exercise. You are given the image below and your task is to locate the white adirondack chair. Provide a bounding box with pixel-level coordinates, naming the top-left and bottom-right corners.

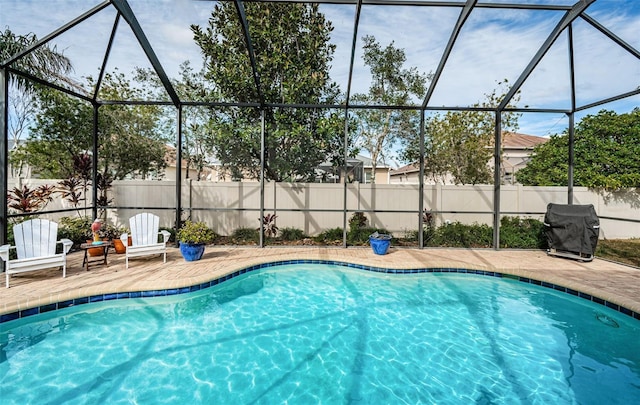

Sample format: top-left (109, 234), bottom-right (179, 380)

top-left (1, 219), bottom-right (73, 288)
top-left (121, 213), bottom-right (171, 269)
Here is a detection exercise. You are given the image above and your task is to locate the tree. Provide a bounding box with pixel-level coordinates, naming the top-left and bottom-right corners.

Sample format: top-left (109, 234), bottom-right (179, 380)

top-left (192, 2), bottom-right (345, 182)
top-left (401, 81), bottom-right (520, 185)
top-left (11, 72), bottom-right (169, 180)
top-left (95, 73), bottom-right (170, 180)
top-left (8, 90), bottom-right (39, 178)
top-left (1, 28), bottom-right (73, 175)
top-left (11, 87), bottom-right (93, 178)
top-left (352, 36), bottom-right (429, 183)
top-left (517, 108), bottom-right (640, 191)
top-left (1, 28), bottom-right (73, 92)
top-left (168, 62), bottom-right (216, 181)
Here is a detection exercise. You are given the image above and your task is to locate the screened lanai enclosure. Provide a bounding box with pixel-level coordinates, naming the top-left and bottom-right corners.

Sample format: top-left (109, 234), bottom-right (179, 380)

top-left (1, 0), bottom-right (639, 250)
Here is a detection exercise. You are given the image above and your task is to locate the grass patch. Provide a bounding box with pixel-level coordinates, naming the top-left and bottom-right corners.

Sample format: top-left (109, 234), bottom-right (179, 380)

top-left (596, 239), bottom-right (640, 267)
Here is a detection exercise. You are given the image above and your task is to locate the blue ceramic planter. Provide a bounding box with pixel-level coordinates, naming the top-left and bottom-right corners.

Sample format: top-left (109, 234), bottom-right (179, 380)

top-left (179, 242), bottom-right (206, 261)
top-left (369, 233), bottom-right (392, 255)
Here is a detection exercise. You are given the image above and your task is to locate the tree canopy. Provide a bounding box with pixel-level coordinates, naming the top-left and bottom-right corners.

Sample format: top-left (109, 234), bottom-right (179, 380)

top-left (352, 36), bottom-right (429, 182)
top-left (1, 28), bottom-right (72, 92)
top-left (11, 72), bottom-right (169, 180)
top-left (517, 108), bottom-right (640, 191)
top-left (401, 81), bottom-right (520, 185)
top-left (191, 2), bottom-right (345, 182)
top-left (2, 28), bottom-right (74, 175)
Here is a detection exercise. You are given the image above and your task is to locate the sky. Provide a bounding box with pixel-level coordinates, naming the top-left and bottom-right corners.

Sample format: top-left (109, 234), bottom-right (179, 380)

top-left (2, 0), bottom-right (639, 142)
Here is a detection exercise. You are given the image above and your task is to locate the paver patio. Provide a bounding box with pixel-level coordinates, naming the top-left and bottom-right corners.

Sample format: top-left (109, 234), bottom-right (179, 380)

top-left (2, 246), bottom-right (639, 320)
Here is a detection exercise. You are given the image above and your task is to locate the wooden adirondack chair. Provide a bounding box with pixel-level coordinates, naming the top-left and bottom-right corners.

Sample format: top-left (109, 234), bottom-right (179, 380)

top-left (1, 219), bottom-right (73, 288)
top-left (121, 213), bottom-right (171, 269)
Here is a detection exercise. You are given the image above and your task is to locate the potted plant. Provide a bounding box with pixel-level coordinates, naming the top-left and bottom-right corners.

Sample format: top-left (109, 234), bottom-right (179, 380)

top-left (177, 220), bottom-right (215, 261)
top-left (369, 231), bottom-right (392, 255)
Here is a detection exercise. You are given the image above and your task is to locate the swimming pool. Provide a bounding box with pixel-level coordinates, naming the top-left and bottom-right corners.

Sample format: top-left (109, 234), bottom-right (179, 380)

top-left (1, 263), bottom-right (639, 404)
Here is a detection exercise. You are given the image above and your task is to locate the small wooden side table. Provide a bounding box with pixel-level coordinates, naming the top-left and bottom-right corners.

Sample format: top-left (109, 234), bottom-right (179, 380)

top-left (80, 241), bottom-right (112, 271)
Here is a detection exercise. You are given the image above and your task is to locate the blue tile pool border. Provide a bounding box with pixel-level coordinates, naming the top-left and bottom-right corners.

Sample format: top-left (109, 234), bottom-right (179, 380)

top-left (2, 259), bottom-right (639, 324)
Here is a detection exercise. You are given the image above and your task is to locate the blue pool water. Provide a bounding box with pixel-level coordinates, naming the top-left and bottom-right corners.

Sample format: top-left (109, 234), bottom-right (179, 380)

top-left (1, 263), bottom-right (639, 404)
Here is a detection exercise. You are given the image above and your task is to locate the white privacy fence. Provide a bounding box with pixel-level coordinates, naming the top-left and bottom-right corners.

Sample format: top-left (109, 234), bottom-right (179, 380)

top-left (7, 179), bottom-right (640, 239)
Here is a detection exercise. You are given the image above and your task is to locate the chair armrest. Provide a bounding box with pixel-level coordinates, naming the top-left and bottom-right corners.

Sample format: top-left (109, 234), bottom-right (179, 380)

top-left (120, 233), bottom-right (129, 245)
top-left (0, 244), bottom-right (12, 262)
top-left (159, 230), bottom-right (171, 244)
top-left (60, 239), bottom-right (73, 254)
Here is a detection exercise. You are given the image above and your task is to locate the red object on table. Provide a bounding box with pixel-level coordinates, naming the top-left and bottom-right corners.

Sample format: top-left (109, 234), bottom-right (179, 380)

top-left (91, 219), bottom-right (102, 242)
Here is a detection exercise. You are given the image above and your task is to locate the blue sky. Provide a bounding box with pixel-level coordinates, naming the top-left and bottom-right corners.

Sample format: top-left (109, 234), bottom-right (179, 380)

top-left (2, 0), bottom-right (639, 140)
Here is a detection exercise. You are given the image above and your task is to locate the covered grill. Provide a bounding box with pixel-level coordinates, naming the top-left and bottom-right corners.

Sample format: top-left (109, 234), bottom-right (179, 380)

top-left (543, 203), bottom-right (600, 262)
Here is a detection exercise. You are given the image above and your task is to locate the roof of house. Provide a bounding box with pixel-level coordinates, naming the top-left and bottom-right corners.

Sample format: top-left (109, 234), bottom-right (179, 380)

top-left (502, 132), bottom-right (548, 149)
top-left (390, 163), bottom-right (419, 176)
top-left (164, 145), bottom-right (219, 169)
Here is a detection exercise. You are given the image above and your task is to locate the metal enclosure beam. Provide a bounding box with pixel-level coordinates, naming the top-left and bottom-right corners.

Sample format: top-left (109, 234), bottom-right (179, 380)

top-left (418, 111), bottom-right (425, 248)
top-left (343, 0), bottom-right (363, 247)
top-left (260, 109), bottom-right (266, 248)
top-left (234, 0), bottom-right (265, 106)
top-left (344, 0), bottom-right (363, 106)
top-left (567, 24), bottom-right (576, 205)
top-left (581, 13), bottom-right (640, 60)
top-left (1, 0), bottom-right (639, 253)
top-left (492, 111), bottom-right (502, 250)
top-left (498, 0), bottom-right (596, 110)
top-left (93, 13), bottom-right (122, 101)
top-left (111, 0), bottom-right (181, 107)
top-left (342, 109), bottom-right (351, 248)
top-left (577, 89), bottom-right (640, 112)
top-left (568, 112), bottom-right (575, 204)
top-left (92, 104), bottom-right (100, 221)
top-left (421, 0), bottom-right (477, 109)
top-left (224, 0), bottom-right (571, 12)
top-left (176, 106), bottom-right (183, 246)
top-left (1, 1), bottom-right (111, 66)
top-left (0, 69), bottom-right (7, 248)
top-left (7, 68), bottom-right (93, 103)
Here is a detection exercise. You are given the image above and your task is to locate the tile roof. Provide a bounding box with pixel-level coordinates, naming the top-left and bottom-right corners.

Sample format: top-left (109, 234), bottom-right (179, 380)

top-left (391, 163), bottom-right (419, 175)
top-left (502, 132), bottom-right (548, 149)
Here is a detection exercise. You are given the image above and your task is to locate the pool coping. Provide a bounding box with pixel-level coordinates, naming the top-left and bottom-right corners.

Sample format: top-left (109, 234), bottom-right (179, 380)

top-left (2, 258), bottom-right (639, 324)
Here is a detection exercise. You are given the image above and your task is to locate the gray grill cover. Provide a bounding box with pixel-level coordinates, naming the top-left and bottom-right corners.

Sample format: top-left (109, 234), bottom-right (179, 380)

top-left (544, 203), bottom-right (600, 255)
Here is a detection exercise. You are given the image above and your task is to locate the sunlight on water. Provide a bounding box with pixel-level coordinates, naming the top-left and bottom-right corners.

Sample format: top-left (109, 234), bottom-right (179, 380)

top-left (1, 264), bottom-right (639, 404)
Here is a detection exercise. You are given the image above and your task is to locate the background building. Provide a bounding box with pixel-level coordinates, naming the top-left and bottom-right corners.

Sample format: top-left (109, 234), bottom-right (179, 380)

top-left (390, 132), bottom-right (547, 185)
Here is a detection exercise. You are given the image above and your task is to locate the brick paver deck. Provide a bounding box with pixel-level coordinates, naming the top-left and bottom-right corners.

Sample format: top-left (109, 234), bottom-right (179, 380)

top-left (2, 246), bottom-right (639, 320)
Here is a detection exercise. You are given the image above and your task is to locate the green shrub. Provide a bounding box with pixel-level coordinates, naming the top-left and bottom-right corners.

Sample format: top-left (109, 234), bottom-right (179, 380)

top-left (499, 216), bottom-right (547, 249)
top-left (232, 227), bottom-right (260, 244)
top-left (427, 221), bottom-right (493, 248)
top-left (6, 222), bottom-right (15, 246)
top-left (279, 227), bottom-right (307, 241)
top-left (99, 223), bottom-right (127, 240)
top-left (177, 221), bottom-right (215, 244)
top-left (314, 227), bottom-right (344, 243)
top-left (348, 212), bottom-right (367, 231)
top-left (413, 217), bottom-right (545, 249)
top-left (58, 216), bottom-right (93, 246)
top-left (411, 226), bottom-right (437, 245)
